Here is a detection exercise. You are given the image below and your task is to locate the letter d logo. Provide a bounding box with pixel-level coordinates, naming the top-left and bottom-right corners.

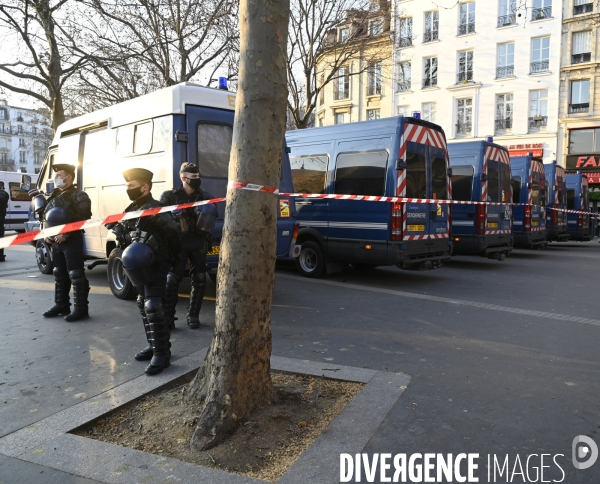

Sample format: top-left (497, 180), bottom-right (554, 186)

top-left (573, 435), bottom-right (599, 470)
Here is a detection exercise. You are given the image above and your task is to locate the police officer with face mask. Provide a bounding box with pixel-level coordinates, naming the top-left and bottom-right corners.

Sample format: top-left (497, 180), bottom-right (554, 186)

top-left (0, 181), bottom-right (8, 262)
top-left (160, 163), bottom-right (216, 329)
top-left (108, 168), bottom-right (181, 375)
top-left (42, 164), bottom-right (92, 322)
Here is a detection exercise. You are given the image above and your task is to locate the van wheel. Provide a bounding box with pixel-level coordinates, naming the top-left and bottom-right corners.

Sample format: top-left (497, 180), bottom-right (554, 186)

top-left (107, 248), bottom-right (136, 300)
top-left (351, 263), bottom-right (378, 271)
top-left (295, 241), bottom-right (325, 278)
top-left (35, 240), bottom-right (54, 275)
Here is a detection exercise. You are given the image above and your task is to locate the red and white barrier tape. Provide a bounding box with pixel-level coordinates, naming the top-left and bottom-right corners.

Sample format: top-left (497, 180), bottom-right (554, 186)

top-left (1, 181), bottom-right (598, 250)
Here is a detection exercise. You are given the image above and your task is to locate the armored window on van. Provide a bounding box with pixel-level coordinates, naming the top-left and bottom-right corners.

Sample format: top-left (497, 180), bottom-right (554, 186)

top-left (405, 151), bottom-right (426, 199)
top-left (8, 182), bottom-right (32, 202)
top-left (334, 151), bottom-right (387, 197)
top-left (488, 164), bottom-right (500, 202)
top-left (290, 155), bottom-right (328, 194)
top-left (451, 166), bottom-right (473, 201)
top-left (511, 177), bottom-right (521, 204)
top-left (197, 124), bottom-right (232, 178)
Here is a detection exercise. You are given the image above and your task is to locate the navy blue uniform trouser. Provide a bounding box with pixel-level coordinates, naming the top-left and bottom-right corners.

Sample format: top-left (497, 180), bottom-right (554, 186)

top-left (170, 237), bottom-right (207, 281)
top-left (51, 234), bottom-right (85, 273)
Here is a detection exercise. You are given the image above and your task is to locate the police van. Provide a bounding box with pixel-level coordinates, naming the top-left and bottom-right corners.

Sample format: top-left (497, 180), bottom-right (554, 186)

top-left (285, 115), bottom-right (452, 277)
top-left (565, 173), bottom-right (592, 241)
top-left (510, 154), bottom-right (548, 248)
top-left (28, 82), bottom-right (298, 298)
top-left (543, 162), bottom-right (569, 242)
top-left (447, 140), bottom-right (513, 260)
top-left (0, 171), bottom-right (38, 232)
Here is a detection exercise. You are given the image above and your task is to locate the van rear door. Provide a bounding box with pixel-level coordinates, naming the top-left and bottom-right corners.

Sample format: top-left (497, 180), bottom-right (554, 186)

top-left (428, 147), bottom-right (449, 240)
top-left (404, 145), bottom-right (429, 241)
top-left (530, 162), bottom-right (546, 231)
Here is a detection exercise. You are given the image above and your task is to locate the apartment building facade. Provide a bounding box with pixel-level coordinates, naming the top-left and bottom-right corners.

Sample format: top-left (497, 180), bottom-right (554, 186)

top-left (392, 0), bottom-right (562, 163)
top-left (557, 0), bottom-right (600, 183)
top-left (0, 99), bottom-right (52, 174)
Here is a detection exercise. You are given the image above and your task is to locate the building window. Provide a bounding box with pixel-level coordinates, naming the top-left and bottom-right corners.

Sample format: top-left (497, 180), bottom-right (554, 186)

top-left (0, 109), bottom-right (5, 120)
top-left (17, 124), bottom-right (23, 134)
top-left (19, 151), bottom-right (26, 163)
top-left (32, 126), bottom-right (37, 135)
top-left (456, 98), bottom-right (473, 137)
top-left (458, 2), bottom-right (475, 36)
top-left (569, 128), bottom-right (600, 153)
top-left (572, 31), bottom-right (592, 64)
top-left (338, 27), bottom-right (349, 42)
top-left (498, 0), bottom-right (517, 27)
top-left (532, 0), bottom-right (552, 20)
top-left (367, 62), bottom-right (382, 96)
top-left (369, 19), bottom-right (383, 36)
top-left (424, 11), bottom-right (439, 42)
top-left (531, 37), bottom-right (550, 74)
top-left (422, 57), bottom-right (438, 88)
top-left (19, 138), bottom-right (25, 147)
top-left (570, 80), bottom-right (590, 114)
top-left (0, 153), bottom-right (6, 163)
top-left (497, 42), bottom-right (515, 78)
top-left (399, 17), bottom-right (413, 47)
top-left (367, 109), bottom-right (381, 120)
top-left (422, 102), bottom-right (436, 122)
top-left (398, 105), bottom-right (410, 117)
top-left (335, 112), bottom-right (346, 125)
top-left (35, 168), bottom-right (40, 174)
top-left (457, 51), bottom-right (474, 83)
top-left (20, 167), bottom-right (27, 173)
top-left (16, 111), bottom-right (23, 122)
top-left (397, 61), bottom-right (411, 92)
top-left (34, 152), bottom-right (41, 164)
top-left (318, 74), bottom-right (324, 105)
top-left (529, 90), bottom-right (548, 131)
top-left (334, 66), bottom-right (350, 100)
top-left (495, 94), bottom-right (513, 133)
top-left (574, 0), bottom-right (593, 15)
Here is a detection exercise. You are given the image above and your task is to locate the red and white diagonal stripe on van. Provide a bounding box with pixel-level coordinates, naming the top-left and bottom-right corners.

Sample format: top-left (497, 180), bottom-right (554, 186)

top-left (404, 234), bottom-right (449, 241)
top-left (486, 229), bottom-right (512, 235)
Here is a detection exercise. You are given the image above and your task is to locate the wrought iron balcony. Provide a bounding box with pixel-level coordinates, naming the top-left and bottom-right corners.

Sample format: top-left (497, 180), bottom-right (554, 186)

top-left (423, 30), bottom-right (438, 42)
top-left (422, 78), bottom-right (437, 89)
top-left (456, 121), bottom-right (472, 135)
top-left (397, 80), bottom-right (411, 93)
top-left (530, 60), bottom-right (549, 74)
top-left (456, 72), bottom-right (474, 84)
top-left (496, 65), bottom-right (514, 78)
top-left (457, 22), bottom-right (475, 36)
top-left (531, 6), bottom-right (552, 21)
top-left (528, 116), bottom-right (548, 128)
top-left (495, 118), bottom-right (513, 131)
top-left (574, 3), bottom-right (593, 15)
top-left (569, 103), bottom-right (590, 114)
top-left (398, 37), bottom-right (412, 48)
top-left (572, 53), bottom-right (591, 64)
top-left (497, 14), bottom-right (516, 27)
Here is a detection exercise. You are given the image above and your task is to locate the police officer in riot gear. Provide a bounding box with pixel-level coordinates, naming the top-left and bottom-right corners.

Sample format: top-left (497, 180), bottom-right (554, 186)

top-left (42, 164), bottom-right (92, 322)
top-left (0, 181), bottom-right (8, 262)
top-left (160, 163), bottom-right (216, 329)
top-left (108, 168), bottom-right (181, 375)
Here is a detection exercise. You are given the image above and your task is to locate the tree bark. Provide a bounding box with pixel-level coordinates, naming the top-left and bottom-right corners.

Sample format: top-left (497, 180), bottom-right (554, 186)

top-left (185, 0), bottom-right (290, 452)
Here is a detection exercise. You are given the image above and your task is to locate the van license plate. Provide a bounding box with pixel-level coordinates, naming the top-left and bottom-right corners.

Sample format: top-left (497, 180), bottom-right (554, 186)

top-left (407, 225), bottom-right (425, 232)
top-left (532, 221), bottom-right (539, 226)
top-left (207, 246), bottom-right (220, 256)
top-left (488, 222), bottom-right (498, 228)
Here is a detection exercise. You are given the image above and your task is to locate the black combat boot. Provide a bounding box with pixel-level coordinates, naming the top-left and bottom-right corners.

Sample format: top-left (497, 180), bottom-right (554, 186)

top-left (64, 269), bottom-right (90, 322)
top-left (134, 295), bottom-right (153, 361)
top-left (164, 273), bottom-right (179, 331)
top-left (187, 272), bottom-right (206, 329)
top-left (144, 297), bottom-right (171, 375)
top-left (43, 267), bottom-right (71, 317)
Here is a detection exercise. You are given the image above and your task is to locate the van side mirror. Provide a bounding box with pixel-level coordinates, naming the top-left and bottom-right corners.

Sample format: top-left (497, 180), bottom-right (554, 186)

top-left (20, 174), bottom-right (31, 192)
top-left (395, 158), bottom-right (407, 170)
top-left (480, 173), bottom-right (488, 182)
top-left (447, 168), bottom-right (453, 177)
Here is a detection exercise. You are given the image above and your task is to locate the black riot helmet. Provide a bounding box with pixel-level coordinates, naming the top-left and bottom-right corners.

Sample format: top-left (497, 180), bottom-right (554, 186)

top-left (121, 242), bottom-right (155, 286)
top-left (32, 194), bottom-right (47, 214)
top-left (195, 203), bottom-right (218, 234)
top-left (44, 207), bottom-right (70, 228)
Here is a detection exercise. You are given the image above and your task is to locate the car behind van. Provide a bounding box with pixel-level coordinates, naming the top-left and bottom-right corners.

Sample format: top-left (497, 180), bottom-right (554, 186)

top-left (0, 171), bottom-right (38, 232)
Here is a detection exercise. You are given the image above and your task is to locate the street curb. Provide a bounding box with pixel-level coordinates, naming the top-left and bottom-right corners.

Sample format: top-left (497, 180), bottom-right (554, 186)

top-left (0, 349), bottom-right (410, 484)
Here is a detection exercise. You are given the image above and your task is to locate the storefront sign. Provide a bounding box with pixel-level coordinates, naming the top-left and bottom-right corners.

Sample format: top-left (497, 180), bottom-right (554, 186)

top-left (566, 155), bottom-right (600, 171)
top-left (584, 172), bottom-right (600, 184)
top-left (501, 143), bottom-right (543, 158)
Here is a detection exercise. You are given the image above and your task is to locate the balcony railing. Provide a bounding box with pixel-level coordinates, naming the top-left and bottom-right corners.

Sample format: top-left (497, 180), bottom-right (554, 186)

top-left (397, 80), bottom-right (411, 93)
top-left (422, 78), bottom-right (437, 89)
top-left (456, 121), bottom-right (472, 135)
top-left (574, 3), bottom-right (593, 15)
top-left (457, 22), bottom-right (475, 36)
top-left (457, 72), bottom-right (474, 84)
top-left (569, 103), bottom-right (590, 114)
top-left (497, 14), bottom-right (516, 27)
top-left (530, 60), bottom-right (549, 74)
top-left (496, 65), bottom-right (515, 78)
top-left (423, 30), bottom-right (438, 42)
top-left (531, 6), bottom-right (552, 21)
top-left (495, 118), bottom-right (513, 131)
top-left (572, 53), bottom-right (591, 64)
top-left (398, 37), bottom-right (413, 48)
top-left (528, 116), bottom-right (548, 128)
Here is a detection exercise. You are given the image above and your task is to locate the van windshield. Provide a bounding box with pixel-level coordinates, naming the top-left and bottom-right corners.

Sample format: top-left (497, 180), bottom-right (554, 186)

top-left (405, 151), bottom-right (426, 198)
top-left (451, 166), bottom-right (473, 202)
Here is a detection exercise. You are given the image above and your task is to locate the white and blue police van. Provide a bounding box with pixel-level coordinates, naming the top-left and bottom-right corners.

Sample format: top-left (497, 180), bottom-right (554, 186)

top-left (0, 171), bottom-right (38, 232)
top-left (28, 82), bottom-right (298, 298)
top-left (285, 114), bottom-right (452, 277)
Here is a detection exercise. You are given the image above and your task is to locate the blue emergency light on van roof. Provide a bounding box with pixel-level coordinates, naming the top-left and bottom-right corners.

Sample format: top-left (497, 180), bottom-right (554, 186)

top-left (412, 111), bottom-right (421, 119)
top-left (486, 136), bottom-right (493, 143)
top-left (218, 77), bottom-right (228, 90)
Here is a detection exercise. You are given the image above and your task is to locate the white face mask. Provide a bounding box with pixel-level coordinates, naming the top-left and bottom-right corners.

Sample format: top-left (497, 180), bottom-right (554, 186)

top-left (54, 176), bottom-right (68, 189)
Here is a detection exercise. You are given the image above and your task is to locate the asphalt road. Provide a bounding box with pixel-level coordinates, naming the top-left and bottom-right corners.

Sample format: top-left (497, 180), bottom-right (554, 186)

top-left (1, 241), bottom-right (600, 483)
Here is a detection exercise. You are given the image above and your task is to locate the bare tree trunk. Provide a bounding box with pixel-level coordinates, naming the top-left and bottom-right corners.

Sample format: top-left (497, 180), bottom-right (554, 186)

top-left (185, 0), bottom-right (290, 452)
